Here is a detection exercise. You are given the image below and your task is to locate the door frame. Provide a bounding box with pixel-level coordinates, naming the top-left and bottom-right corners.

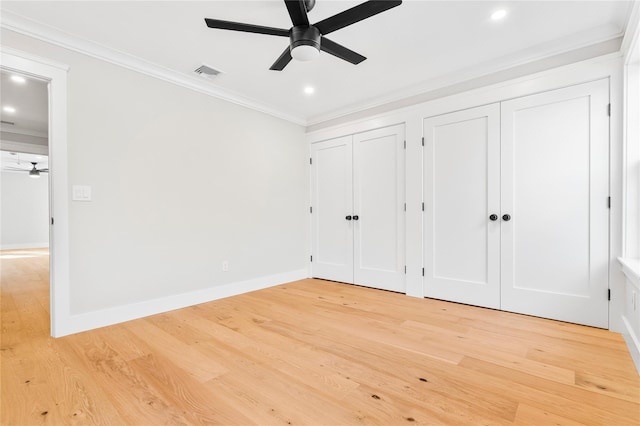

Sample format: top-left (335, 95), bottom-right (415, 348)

top-left (1, 48), bottom-right (70, 337)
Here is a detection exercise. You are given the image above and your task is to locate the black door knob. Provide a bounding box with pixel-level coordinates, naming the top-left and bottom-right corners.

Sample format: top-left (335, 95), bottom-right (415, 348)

top-left (353, 215), bottom-right (359, 221)
top-left (502, 214), bottom-right (511, 221)
top-left (489, 214), bottom-right (498, 221)
top-left (345, 215), bottom-right (352, 220)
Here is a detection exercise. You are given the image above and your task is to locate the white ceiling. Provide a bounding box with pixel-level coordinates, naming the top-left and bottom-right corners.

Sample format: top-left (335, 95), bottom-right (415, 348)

top-left (0, 70), bottom-right (48, 137)
top-left (0, 1), bottom-right (634, 126)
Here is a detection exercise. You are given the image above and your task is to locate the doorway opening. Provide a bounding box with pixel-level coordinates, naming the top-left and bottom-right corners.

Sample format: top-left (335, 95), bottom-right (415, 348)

top-left (1, 69), bottom-right (51, 332)
top-left (1, 49), bottom-right (70, 337)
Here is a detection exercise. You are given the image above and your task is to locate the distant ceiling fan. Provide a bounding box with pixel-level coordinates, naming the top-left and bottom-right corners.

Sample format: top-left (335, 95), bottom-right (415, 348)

top-left (204, 0), bottom-right (402, 71)
top-left (3, 162), bottom-right (48, 178)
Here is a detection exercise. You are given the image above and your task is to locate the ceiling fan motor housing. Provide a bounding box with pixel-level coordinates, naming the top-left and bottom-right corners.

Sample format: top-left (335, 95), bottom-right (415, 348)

top-left (204, 0), bottom-right (403, 70)
top-left (290, 25), bottom-right (321, 53)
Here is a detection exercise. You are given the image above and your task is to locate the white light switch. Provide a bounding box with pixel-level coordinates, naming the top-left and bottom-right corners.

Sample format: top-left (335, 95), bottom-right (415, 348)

top-left (72, 185), bottom-right (92, 201)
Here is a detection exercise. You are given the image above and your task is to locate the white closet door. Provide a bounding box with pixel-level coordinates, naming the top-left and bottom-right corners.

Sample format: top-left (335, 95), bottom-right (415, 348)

top-left (423, 105), bottom-right (501, 308)
top-left (311, 136), bottom-right (354, 283)
top-left (353, 124), bottom-right (406, 292)
top-left (501, 79), bottom-right (610, 328)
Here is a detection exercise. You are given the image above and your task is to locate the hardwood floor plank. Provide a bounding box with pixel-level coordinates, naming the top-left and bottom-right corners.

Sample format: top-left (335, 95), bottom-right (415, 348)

top-left (458, 355), bottom-right (639, 425)
top-left (124, 318), bottom-right (228, 382)
top-left (130, 352), bottom-right (256, 425)
top-left (59, 332), bottom-right (191, 425)
top-left (513, 403), bottom-right (588, 426)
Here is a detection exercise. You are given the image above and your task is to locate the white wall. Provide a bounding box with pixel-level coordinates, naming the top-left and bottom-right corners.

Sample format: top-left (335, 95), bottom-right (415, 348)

top-left (1, 29), bottom-right (308, 322)
top-left (0, 170), bottom-right (49, 249)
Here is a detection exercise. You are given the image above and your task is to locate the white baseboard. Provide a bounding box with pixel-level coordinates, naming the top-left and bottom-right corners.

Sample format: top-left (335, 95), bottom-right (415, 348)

top-left (55, 269), bottom-right (309, 337)
top-left (622, 315), bottom-right (640, 375)
top-left (0, 242), bottom-right (49, 250)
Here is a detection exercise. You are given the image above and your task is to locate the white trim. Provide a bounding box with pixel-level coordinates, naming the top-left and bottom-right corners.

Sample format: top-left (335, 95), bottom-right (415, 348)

top-left (0, 242), bottom-right (49, 250)
top-left (621, 1), bottom-right (640, 57)
top-left (55, 269), bottom-right (308, 337)
top-left (0, 45), bottom-right (69, 71)
top-left (307, 36), bottom-right (623, 127)
top-left (622, 4), bottom-right (640, 260)
top-left (1, 48), bottom-right (70, 338)
top-left (620, 258), bottom-right (640, 375)
top-left (0, 12), bottom-right (306, 126)
top-left (619, 257), bottom-right (640, 289)
top-left (0, 126), bottom-right (48, 139)
top-left (622, 315), bottom-right (640, 374)
top-left (307, 53), bottom-right (623, 142)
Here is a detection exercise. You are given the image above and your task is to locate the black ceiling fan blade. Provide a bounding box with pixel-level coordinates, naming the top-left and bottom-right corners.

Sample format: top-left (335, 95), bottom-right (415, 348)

top-left (320, 37), bottom-right (366, 64)
top-left (315, 0), bottom-right (402, 35)
top-left (204, 18), bottom-right (289, 37)
top-left (270, 47), bottom-right (293, 71)
top-left (38, 168), bottom-right (49, 172)
top-left (285, 0), bottom-right (310, 27)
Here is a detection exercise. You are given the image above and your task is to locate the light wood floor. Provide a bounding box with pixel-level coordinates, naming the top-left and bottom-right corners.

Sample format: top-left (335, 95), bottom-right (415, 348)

top-left (2, 249), bottom-right (639, 425)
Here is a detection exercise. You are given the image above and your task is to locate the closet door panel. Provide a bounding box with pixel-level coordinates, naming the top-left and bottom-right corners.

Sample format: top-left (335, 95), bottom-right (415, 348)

top-left (423, 104), bottom-right (501, 308)
top-left (353, 124), bottom-right (405, 292)
top-left (501, 79), bottom-right (610, 328)
top-left (311, 136), bottom-right (354, 283)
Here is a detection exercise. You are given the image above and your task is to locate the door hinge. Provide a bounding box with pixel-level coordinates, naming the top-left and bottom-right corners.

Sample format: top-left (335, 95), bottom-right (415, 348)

top-left (422, 202), bottom-right (424, 211)
top-left (421, 136), bottom-right (425, 146)
top-left (404, 202), bottom-right (406, 212)
top-left (607, 104), bottom-right (611, 116)
top-left (310, 206), bottom-right (312, 213)
top-left (51, 217), bottom-right (54, 225)
top-left (404, 265), bottom-right (407, 274)
top-left (403, 140), bottom-right (406, 149)
top-left (310, 255), bottom-right (313, 262)
top-left (608, 289), bottom-right (611, 301)
top-left (607, 196), bottom-right (611, 208)
top-left (422, 267), bottom-right (425, 276)
top-left (310, 157), bottom-right (312, 165)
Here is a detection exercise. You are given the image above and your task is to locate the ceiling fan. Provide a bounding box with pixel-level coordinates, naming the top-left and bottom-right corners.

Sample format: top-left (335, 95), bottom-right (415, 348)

top-left (204, 0), bottom-right (402, 71)
top-left (3, 162), bottom-right (48, 178)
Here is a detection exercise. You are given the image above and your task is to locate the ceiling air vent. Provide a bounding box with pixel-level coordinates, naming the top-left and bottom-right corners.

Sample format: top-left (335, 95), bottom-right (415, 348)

top-left (1, 120), bottom-right (15, 126)
top-left (194, 64), bottom-right (222, 80)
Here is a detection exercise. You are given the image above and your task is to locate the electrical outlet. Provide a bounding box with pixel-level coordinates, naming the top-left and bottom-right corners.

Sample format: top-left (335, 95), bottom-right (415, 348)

top-left (222, 261), bottom-right (229, 272)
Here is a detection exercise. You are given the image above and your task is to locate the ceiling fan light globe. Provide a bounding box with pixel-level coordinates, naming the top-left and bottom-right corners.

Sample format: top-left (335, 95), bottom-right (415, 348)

top-left (291, 44), bottom-right (320, 61)
top-left (29, 169), bottom-right (40, 178)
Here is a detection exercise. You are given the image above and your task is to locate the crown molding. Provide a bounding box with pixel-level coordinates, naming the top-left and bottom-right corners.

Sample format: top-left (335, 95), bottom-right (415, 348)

top-left (307, 25), bottom-right (625, 127)
top-left (0, 125), bottom-right (48, 139)
top-left (0, 10), bottom-right (307, 126)
top-left (0, 45), bottom-right (69, 72)
top-left (0, 140), bottom-right (48, 156)
top-left (0, 8), bottom-right (630, 130)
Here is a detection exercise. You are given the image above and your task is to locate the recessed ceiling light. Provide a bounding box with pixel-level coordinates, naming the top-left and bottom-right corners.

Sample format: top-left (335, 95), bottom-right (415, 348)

top-left (10, 75), bottom-right (26, 84)
top-left (491, 9), bottom-right (507, 21)
top-left (3, 106), bottom-right (16, 113)
top-left (304, 86), bottom-right (315, 95)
